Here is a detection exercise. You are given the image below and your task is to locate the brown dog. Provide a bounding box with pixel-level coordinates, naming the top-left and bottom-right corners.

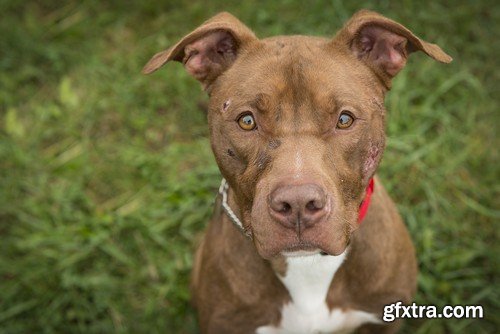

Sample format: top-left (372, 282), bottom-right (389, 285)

top-left (144, 10), bottom-right (451, 334)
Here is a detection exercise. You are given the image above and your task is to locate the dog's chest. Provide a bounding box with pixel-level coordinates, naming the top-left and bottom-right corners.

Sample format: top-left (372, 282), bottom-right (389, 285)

top-left (257, 252), bottom-right (380, 334)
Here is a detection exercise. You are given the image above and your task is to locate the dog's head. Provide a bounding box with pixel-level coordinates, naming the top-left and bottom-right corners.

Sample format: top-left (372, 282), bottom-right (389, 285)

top-left (144, 10), bottom-right (451, 259)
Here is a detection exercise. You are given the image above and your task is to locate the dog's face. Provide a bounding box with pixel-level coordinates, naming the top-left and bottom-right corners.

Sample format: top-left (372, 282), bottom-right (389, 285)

top-left (144, 10), bottom-right (451, 259)
top-left (208, 36), bottom-right (387, 259)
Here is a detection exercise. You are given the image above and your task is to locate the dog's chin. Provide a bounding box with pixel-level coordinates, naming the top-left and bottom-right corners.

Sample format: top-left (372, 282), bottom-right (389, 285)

top-left (281, 242), bottom-right (350, 258)
top-left (255, 238), bottom-right (350, 260)
top-left (281, 249), bottom-right (322, 257)
top-left (250, 209), bottom-right (354, 260)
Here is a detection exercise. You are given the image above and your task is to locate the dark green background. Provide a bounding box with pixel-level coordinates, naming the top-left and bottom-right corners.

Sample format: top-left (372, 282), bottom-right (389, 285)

top-left (1, 1), bottom-right (498, 333)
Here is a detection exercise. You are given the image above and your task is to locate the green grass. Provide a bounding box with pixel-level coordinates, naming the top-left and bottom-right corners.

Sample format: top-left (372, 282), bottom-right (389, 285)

top-left (0, 1), bottom-right (498, 333)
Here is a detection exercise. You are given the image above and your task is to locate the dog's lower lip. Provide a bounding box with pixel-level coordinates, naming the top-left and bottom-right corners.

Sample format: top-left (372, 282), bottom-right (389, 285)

top-left (283, 243), bottom-right (316, 252)
top-left (280, 243), bottom-right (323, 257)
top-left (282, 249), bottom-right (321, 257)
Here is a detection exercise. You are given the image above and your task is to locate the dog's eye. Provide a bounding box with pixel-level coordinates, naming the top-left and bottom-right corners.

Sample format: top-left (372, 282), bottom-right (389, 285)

top-left (238, 114), bottom-right (257, 131)
top-left (336, 112), bottom-right (354, 129)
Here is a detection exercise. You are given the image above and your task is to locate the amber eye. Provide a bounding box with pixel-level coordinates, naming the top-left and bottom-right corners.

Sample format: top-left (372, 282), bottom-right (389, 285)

top-left (336, 112), bottom-right (354, 129)
top-left (238, 114), bottom-right (256, 131)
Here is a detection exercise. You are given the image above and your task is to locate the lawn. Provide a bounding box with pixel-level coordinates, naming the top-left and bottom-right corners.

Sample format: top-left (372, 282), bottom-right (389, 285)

top-left (0, 0), bottom-right (498, 333)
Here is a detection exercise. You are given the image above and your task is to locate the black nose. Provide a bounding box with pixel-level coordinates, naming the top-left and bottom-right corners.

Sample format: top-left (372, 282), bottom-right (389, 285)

top-left (269, 183), bottom-right (329, 232)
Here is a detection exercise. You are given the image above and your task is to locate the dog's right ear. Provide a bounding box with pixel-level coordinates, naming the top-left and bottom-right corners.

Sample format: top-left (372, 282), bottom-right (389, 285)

top-left (142, 12), bottom-right (257, 90)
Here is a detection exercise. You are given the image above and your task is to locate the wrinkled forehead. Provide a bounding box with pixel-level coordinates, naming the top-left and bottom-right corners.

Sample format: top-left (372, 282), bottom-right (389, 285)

top-left (218, 36), bottom-right (379, 114)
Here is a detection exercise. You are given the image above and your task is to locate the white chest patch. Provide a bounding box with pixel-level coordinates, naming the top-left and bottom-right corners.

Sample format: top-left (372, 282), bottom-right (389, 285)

top-left (256, 251), bottom-right (381, 334)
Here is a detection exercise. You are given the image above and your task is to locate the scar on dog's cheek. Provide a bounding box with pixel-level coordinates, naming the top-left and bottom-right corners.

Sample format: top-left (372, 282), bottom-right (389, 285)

top-left (364, 144), bottom-right (381, 174)
top-left (268, 139), bottom-right (281, 150)
top-left (222, 99), bottom-right (231, 112)
top-left (255, 151), bottom-right (271, 172)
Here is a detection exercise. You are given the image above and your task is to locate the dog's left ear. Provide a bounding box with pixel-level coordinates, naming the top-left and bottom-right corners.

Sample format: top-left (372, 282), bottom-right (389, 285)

top-left (334, 10), bottom-right (452, 86)
top-left (142, 12), bottom-right (257, 91)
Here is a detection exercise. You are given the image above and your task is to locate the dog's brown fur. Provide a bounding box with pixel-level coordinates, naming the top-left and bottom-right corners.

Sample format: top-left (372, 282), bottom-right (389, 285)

top-left (144, 10), bottom-right (451, 333)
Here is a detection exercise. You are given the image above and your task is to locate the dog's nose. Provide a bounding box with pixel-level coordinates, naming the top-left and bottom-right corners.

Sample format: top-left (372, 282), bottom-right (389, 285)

top-left (269, 184), bottom-right (329, 230)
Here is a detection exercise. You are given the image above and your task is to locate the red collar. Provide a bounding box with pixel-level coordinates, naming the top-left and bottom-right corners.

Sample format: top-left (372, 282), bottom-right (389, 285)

top-left (358, 178), bottom-right (374, 223)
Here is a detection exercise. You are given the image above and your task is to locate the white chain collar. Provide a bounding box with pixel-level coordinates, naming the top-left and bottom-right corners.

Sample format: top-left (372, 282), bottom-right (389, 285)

top-left (218, 178), bottom-right (253, 239)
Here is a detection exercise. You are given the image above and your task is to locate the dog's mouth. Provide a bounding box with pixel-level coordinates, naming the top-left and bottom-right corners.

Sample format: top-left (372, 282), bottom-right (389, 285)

top-left (281, 242), bottom-right (321, 257)
top-left (279, 241), bottom-right (347, 257)
top-left (250, 213), bottom-right (353, 259)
